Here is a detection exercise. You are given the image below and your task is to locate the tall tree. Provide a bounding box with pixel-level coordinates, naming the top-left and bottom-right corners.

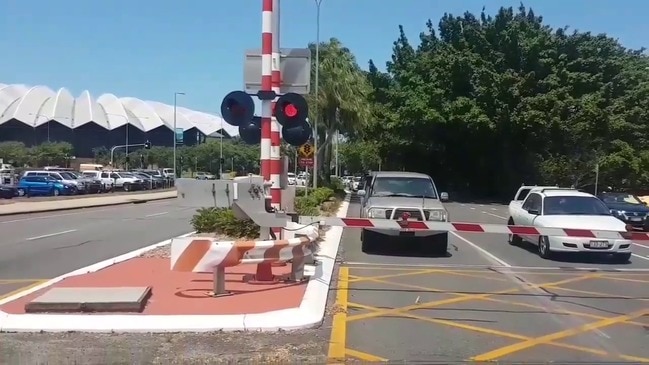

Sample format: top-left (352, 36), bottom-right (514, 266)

top-left (362, 5), bottom-right (649, 198)
top-left (307, 38), bottom-right (373, 182)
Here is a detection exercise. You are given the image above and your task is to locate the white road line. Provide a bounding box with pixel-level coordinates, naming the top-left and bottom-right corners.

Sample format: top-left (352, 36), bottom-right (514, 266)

top-left (343, 261), bottom-right (649, 272)
top-left (460, 204), bottom-right (466, 207)
top-left (490, 207), bottom-right (498, 211)
top-left (482, 211), bottom-right (507, 220)
top-left (450, 231), bottom-right (512, 267)
top-left (631, 253), bottom-right (649, 261)
top-left (26, 229), bottom-right (77, 241)
top-left (145, 211), bottom-right (168, 217)
top-left (470, 207), bottom-right (476, 210)
top-left (479, 204), bottom-right (485, 207)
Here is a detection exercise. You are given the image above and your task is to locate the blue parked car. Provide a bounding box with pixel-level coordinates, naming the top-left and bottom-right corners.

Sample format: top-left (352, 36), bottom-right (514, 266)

top-left (16, 176), bottom-right (75, 197)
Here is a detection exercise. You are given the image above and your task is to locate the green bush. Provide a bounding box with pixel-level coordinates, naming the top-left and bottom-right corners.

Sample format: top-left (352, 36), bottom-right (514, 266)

top-left (293, 187), bottom-right (335, 215)
top-left (329, 176), bottom-right (345, 192)
top-left (190, 207), bottom-right (259, 238)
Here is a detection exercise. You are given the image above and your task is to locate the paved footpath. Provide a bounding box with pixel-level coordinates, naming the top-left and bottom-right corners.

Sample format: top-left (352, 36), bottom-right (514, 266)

top-left (328, 195), bottom-right (649, 363)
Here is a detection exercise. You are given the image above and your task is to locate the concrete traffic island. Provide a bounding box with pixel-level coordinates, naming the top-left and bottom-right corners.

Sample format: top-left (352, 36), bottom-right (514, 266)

top-left (24, 287), bottom-right (152, 313)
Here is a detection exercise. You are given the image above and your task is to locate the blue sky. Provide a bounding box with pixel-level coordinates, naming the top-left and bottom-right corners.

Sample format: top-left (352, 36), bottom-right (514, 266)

top-left (2, 0), bottom-right (648, 115)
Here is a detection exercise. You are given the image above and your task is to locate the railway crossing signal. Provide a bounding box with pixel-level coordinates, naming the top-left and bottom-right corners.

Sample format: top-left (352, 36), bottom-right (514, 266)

top-left (219, 91), bottom-right (311, 146)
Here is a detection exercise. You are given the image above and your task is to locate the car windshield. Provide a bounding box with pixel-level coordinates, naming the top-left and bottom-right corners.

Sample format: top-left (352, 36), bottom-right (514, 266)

top-left (121, 172), bottom-right (135, 177)
top-left (288, 173), bottom-right (296, 177)
top-left (600, 193), bottom-right (644, 205)
top-left (543, 196), bottom-right (611, 215)
top-left (59, 172), bottom-right (76, 179)
top-left (82, 172), bottom-right (95, 177)
top-left (371, 177), bottom-right (437, 199)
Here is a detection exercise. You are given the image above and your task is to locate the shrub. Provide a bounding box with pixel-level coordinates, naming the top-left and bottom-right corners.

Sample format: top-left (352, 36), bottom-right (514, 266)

top-left (294, 187), bottom-right (335, 215)
top-left (329, 176), bottom-right (345, 192)
top-left (190, 207), bottom-right (259, 238)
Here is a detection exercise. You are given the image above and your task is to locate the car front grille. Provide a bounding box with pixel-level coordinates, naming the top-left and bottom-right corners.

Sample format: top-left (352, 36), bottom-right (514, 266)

top-left (385, 209), bottom-right (430, 221)
top-left (626, 212), bottom-right (647, 217)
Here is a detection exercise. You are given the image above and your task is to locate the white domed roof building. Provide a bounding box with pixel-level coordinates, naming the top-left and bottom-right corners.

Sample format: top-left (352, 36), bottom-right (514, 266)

top-left (0, 83), bottom-right (237, 157)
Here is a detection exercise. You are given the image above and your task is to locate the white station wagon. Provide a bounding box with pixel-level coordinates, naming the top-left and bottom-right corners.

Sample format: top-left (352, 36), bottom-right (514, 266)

top-left (508, 186), bottom-right (632, 262)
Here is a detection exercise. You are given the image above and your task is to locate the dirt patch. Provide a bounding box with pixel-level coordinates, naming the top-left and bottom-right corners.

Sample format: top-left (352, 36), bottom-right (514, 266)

top-left (0, 328), bottom-right (330, 364)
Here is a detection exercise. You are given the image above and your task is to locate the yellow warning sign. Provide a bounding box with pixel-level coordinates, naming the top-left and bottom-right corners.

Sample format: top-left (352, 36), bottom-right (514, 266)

top-left (298, 143), bottom-right (314, 158)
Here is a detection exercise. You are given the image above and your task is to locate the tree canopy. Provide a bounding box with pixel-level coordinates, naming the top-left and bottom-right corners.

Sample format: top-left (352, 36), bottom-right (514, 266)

top-left (340, 4), bottom-right (649, 198)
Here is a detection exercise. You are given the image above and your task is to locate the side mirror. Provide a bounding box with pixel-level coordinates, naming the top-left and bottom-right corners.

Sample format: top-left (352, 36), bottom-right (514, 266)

top-left (357, 190), bottom-right (366, 197)
top-left (527, 208), bottom-right (540, 215)
top-left (440, 192), bottom-right (449, 201)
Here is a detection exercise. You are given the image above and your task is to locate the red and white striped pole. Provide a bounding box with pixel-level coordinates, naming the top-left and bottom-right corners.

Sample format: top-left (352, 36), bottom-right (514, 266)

top-left (270, 0), bottom-right (286, 266)
top-left (270, 0), bottom-right (282, 222)
top-left (256, 0), bottom-right (275, 281)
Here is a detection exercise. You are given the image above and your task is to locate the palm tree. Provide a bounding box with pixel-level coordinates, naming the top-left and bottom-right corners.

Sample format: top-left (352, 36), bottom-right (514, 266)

top-left (307, 38), bottom-right (372, 183)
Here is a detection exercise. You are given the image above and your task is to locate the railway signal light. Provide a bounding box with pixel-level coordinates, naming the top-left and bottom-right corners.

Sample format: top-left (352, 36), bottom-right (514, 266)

top-left (282, 119), bottom-right (312, 146)
top-left (144, 140), bottom-right (151, 149)
top-left (239, 116), bottom-right (261, 144)
top-left (274, 93), bottom-right (311, 146)
top-left (274, 93), bottom-right (308, 127)
top-left (221, 91), bottom-right (255, 127)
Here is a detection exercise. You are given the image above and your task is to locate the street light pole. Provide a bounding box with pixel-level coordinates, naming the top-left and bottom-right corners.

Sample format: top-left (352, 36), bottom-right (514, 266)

top-left (313, 0), bottom-right (323, 189)
top-left (173, 92), bottom-right (185, 178)
top-left (219, 117), bottom-right (224, 179)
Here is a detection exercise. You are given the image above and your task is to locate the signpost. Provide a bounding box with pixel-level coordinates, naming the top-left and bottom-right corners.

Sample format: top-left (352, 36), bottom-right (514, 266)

top-left (298, 142), bottom-right (314, 167)
top-left (175, 128), bottom-right (184, 144)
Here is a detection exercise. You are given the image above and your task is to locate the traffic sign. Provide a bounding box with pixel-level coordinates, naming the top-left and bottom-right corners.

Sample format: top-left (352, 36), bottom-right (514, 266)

top-left (299, 157), bottom-right (314, 167)
top-left (298, 143), bottom-right (314, 158)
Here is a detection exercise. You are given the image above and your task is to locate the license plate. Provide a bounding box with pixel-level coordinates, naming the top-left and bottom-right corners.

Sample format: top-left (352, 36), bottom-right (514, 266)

top-left (589, 240), bottom-right (609, 248)
top-left (630, 217), bottom-right (642, 222)
top-left (399, 230), bottom-right (415, 237)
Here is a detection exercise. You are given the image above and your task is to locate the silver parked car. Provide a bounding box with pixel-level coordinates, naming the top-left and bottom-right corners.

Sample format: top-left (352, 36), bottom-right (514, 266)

top-left (358, 171), bottom-right (450, 255)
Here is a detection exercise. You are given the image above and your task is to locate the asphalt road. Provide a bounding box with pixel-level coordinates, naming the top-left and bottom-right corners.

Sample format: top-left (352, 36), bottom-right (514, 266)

top-left (330, 194), bottom-right (649, 363)
top-left (0, 199), bottom-right (195, 298)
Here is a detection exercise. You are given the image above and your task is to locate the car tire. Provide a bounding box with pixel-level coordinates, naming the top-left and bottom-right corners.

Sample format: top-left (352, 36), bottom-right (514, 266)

top-left (613, 252), bottom-right (631, 263)
top-left (123, 183), bottom-right (131, 192)
top-left (17, 188), bottom-right (26, 197)
top-left (538, 236), bottom-right (553, 259)
top-left (508, 217), bottom-right (522, 245)
top-left (52, 188), bottom-right (60, 197)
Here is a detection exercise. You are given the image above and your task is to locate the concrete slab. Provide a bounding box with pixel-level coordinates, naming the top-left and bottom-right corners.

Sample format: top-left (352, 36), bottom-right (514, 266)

top-left (25, 287), bottom-right (151, 313)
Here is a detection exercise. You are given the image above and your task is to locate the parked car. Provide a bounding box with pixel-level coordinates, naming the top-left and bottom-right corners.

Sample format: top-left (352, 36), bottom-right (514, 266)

top-left (599, 192), bottom-right (649, 231)
top-left (81, 170), bottom-right (115, 192)
top-left (141, 170), bottom-right (167, 188)
top-left (195, 172), bottom-right (215, 180)
top-left (131, 171), bottom-right (158, 190)
top-left (108, 171), bottom-right (144, 191)
top-left (287, 172), bottom-right (297, 185)
top-left (0, 184), bottom-right (16, 199)
top-left (63, 171), bottom-right (103, 193)
top-left (508, 186), bottom-right (632, 262)
top-left (16, 176), bottom-right (75, 197)
top-left (23, 170), bottom-right (86, 194)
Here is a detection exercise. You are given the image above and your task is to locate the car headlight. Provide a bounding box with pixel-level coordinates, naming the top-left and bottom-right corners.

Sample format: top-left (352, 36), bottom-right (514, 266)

top-left (426, 209), bottom-right (448, 222)
top-left (367, 208), bottom-right (387, 218)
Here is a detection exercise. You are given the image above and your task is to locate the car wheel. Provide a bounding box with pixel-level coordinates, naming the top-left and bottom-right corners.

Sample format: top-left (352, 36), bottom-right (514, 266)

top-left (613, 252), bottom-right (631, 263)
top-left (508, 217), bottom-right (522, 245)
top-left (17, 188), bottom-right (25, 197)
top-left (52, 188), bottom-right (60, 197)
top-left (123, 183), bottom-right (131, 192)
top-left (538, 236), bottom-right (553, 259)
